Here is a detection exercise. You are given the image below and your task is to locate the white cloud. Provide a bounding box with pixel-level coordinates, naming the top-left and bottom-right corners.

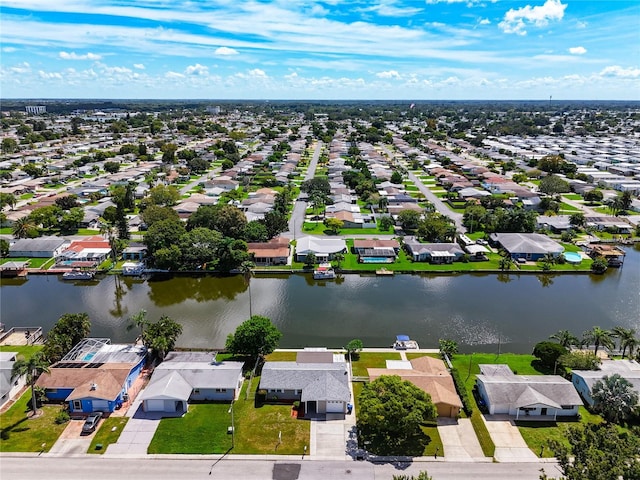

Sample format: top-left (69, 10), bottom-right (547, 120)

top-left (165, 71), bottom-right (185, 79)
top-left (248, 68), bottom-right (267, 78)
top-left (376, 70), bottom-right (401, 79)
top-left (185, 63), bottom-right (208, 75)
top-left (2, 47), bottom-right (17, 53)
top-left (133, 63), bottom-right (145, 69)
top-left (600, 65), bottom-right (640, 78)
top-left (499, 0), bottom-right (567, 36)
top-left (479, 18), bottom-right (491, 25)
top-left (568, 46), bottom-right (587, 55)
top-left (59, 51), bottom-right (102, 60)
top-left (214, 46), bottom-right (238, 56)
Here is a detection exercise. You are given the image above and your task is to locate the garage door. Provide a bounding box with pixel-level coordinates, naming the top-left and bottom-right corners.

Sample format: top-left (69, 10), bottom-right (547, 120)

top-left (145, 399), bottom-right (169, 412)
top-left (92, 400), bottom-right (110, 412)
top-left (326, 401), bottom-right (343, 413)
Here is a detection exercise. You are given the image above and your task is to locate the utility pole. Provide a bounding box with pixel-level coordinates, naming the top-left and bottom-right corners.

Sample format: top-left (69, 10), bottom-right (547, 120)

top-left (228, 402), bottom-right (235, 449)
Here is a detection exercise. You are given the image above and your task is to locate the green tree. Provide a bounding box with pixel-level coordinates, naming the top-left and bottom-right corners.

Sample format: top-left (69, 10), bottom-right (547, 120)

top-left (59, 207), bottom-right (85, 232)
top-left (592, 374), bottom-right (639, 424)
top-left (243, 220), bottom-right (268, 243)
top-left (549, 330), bottom-right (579, 349)
top-left (612, 327), bottom-right (637, 358)
top-left (438, 339), bottom-right (458, 359)
top-left (126, 309), bottom-right (149, 337)
top-left (378, 215), bottom-right (394, 232)
top-left (498, 255), bottom-right (513, 271)
top-left (55, 194), bottom-right (79, 210)
top-left (103, 161), bottom-right (120, 174)
top-left (262, 210), bottom-right (289, 238)
top-left (146, 185), bottom-right (180, 207)
top-left (178, 227), bottom-right (223, 270)
top-left (569, 212), bottom-right (585, 228)
top-left (390, 170), bottom-right (403, 184)
top-left (225, 315), bottom-right (282, 359)
top-left (539, 175), bottom-right (570, 195)
top-left (357, 375), bottom-right (437, 456)
top-left (303, 252), bottom-right (317, 268)
top-left (582, 327), bottom-right (614, 357)
top-left (323, 217), bottom-right (343, 234)
top-left (11, 352), bottom-right (50, 417)
top-left (558, 351), bottom-right (600, 370)
top-left (43, 313), bottom-right (91, 363)
top-left (532, 341), bottom-right (568, 370)
top-left (0, 238), bottom-right (9, 257)
top-left (591, 257), bottom-right (608, 274)
top-left (141, 205), bottom-right (180, 227)
top-left (142, 315), bottom-right (183, 362)
top-left (345, 339), bottom-right (364, 361)
top-left (12, 216), bottom-right (38, 238)
top-left (541, 424), bottom-right (640, 480)
top-left (1, 137), bottom-right (19, 154)
top-left (583, 189), bottom-right (603, 204)
top-left (0, 192), bottom-right (17, 210)
top-left (144, 219), bottom-right (186, 255)
top-left (397, 210), bottom-right (421, 231)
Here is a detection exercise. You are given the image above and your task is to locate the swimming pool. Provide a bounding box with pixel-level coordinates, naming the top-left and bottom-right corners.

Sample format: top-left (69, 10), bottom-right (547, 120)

top-left (563, 252), bottom-right (583, 264)
top-left (361, 257), bottom-right (393, 263)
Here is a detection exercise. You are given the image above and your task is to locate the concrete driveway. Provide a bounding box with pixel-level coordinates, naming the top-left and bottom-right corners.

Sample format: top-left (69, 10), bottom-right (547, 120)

top-left (105, 392), bottom-right (162, 456)
top-left (48, 418), bottom-right (95, 456)
top-left (437, 417), bottom-right (487, 462)
top-left (482, 415), bottom-right (538, 462)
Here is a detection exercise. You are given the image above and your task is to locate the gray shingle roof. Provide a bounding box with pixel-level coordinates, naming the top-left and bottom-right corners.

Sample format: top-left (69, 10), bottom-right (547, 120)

top-left (260, 362), bottom-right (350, 403)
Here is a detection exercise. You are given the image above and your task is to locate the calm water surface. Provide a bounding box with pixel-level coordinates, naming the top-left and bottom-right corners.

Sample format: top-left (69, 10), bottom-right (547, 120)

top-left (1, 246), bottom-right (638, 354)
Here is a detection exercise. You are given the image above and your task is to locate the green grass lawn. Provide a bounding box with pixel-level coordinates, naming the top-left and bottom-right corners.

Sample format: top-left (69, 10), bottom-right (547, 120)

top-left (88, 416), bottom-right (129, 454)
top-left (0, 345), bottom-right (43, 360)
top-left (558, 202), bottom-right (580, 212)
top-left (149, 403), bottom-right (233, 454)
top-left (76, 229), bottom-right (101, 236)
top-left (0, 391), bottom-right (68, 452)
top-left (265, 351), bottom-right (298, 361)
top-left (148, 380), bottom-right (310, 455)
top-left (0, 228), bottom-right (11, 234)
top-left (351, 352), bottom-right (401, 377)
top-left (0, 257), bottom-right (51, 268)
top-left (562, 194), bottom-right (583, 201)
top-left (516, 407), bottom-right (603, 458)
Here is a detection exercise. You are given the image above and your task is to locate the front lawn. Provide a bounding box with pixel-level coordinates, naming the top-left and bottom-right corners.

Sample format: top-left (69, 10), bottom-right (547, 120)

top-left (88, 416), bottom-right (129, 454)
top-left (148, 403), bottom-right (233, 454)
top-left (0, 391), bottom-right (68, 452)
top-left (148, 380), bottom-right (310, 455)
top-left (265, 351), bottom-right (298, 361)
top-left (0, 257), bottom-right (51, 268)
top-left (0, 345), bottom-right (43, 360)
top-left (351, 352), bottom-right (401, 377)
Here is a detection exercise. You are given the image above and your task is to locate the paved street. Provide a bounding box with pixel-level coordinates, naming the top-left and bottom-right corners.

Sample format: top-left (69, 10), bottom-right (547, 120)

top-left (0, 456), bottom-right (560, 480)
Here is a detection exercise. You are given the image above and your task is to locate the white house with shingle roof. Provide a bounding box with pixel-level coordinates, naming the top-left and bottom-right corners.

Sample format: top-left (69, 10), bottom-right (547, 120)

top-left (295, 237), bottom-right (346, 262)
top-left (489, 233), bottom-right (564, 261)
top-left (259, 350), bottom-right (350, 415)
top-left (140, 351), bottom-right (244, 413)
top-left (476, 364), bottom-right (581, 419)
top-left (571, 359), bottom-right (640, 407)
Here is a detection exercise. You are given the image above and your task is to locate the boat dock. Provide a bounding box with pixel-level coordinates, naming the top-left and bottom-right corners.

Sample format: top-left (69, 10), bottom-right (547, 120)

top-left (376, 268), bottom-right (394, 276)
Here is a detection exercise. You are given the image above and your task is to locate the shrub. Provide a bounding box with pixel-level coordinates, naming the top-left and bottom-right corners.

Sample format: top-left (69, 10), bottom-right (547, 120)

top-left (55, 410), bottom-right (70, 425)
top-left (450, 368), bottom-right (473, 416)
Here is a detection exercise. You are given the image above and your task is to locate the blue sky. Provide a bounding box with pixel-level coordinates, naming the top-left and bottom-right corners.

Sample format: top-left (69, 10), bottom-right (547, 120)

top-left (1, 0), bottom-right (639, 100)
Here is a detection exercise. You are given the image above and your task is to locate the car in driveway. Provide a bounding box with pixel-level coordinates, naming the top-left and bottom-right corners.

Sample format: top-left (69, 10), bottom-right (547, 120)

top-left (81, 412), bottom-right (103, 434)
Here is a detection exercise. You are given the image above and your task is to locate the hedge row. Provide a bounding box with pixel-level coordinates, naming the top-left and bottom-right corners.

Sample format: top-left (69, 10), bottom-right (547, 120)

top-left (450, 367), bottom-right (474, 416)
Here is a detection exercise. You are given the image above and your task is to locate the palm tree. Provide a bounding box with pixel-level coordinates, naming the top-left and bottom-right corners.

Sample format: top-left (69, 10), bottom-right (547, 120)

top-left (378, 196), bottom-right (389, 213)
top-left (126, 309), bottom-right (149, 339)
top-left (239, 261), bottom-right (255, 318)
top-left (498, 255), bottom-right (513, 271)
top-left (549, 330), bottom-right (579, 349)
top-left (12, 216), bottom-right (36, 239)
top-left (11, 352), bottom-right (50, 417)
top-left (333, 252), bottom-right (345, 272)
top-left (583, 326), bottom-right (615, 357)
top-left (612, 327), bottom-right (637, 358)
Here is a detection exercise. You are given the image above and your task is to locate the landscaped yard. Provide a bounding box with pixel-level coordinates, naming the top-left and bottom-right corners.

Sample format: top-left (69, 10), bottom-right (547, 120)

top-left (0, 390), bottom-right (68, 452)
top-left (351, 352), bottom-right (401, 377)
top-left (0, 257), bottom-right (52, 268)
top-left (0, 345), bottom-right (43, 360)
top-left (148, 380), bottom-right (310, 455)
top-left (88, 416), bottom-right (129, 454)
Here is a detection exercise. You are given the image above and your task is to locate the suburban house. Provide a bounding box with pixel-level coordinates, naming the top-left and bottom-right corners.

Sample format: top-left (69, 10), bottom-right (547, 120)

top-left (140, 351), bottom-right (244, 414)
top-left (8, 237), bottom-right (68, 258)
top-left (353, 239), bottom-right (400, 263)
top-left (571, 359), bottom-right (640, 407)
top-left (36, 338), bottom-right (146, 413)
top-left (0, 352), bottom-right (25, 409)
top-left (247, 236), bottom-right (290, 266)
top-left (56, 236), bottom-right (112, 267)
top-left (259, 349), bottom-right (351, 416)
top-left (489, 233), bottom-right (564, 261)
top-left (404, 237), bottom-right (464, 263)
top-left (295, 237), bottom-right (347, 263)
top-left (368, 356), bottom-right (462, 418)
top-left (475, 364), bottom-right (582, 419)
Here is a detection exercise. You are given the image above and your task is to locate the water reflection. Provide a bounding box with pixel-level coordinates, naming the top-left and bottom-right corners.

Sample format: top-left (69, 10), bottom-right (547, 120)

top-left (146, 274), bottom-right (247, 306)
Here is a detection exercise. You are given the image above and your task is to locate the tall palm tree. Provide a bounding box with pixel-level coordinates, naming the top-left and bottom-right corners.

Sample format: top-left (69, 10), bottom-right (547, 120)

top-left (239, 261), bottom-right (255, 318)
top-left (126, 309), bottom-right (149, 338)
top-left (583, 326), bottom-right (615, 357)
top-left (549, 330), bottom-right (579, 349)
top-left (11, 352), bottom-right (50, 417)
top-left (12, 216), bottom-right (36, 239)
top-left (612, 327), bottom-right (637, 358)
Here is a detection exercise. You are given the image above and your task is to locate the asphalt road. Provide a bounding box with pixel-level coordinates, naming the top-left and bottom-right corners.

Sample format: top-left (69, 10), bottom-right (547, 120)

top-left (0, 456), bottom-right (560, 480)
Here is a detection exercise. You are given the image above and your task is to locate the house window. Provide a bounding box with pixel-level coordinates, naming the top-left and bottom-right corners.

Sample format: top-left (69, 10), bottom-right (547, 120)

top-left (194, 389), bottom-right (200, 394)
top-left (294, 389), bottom-right (300, 396)
top-left (72, 400), bottom-right (82, 411)
top-left (215, 388), bottom-right (226, 393)
top-left (49, 389), bottom-right (57, 393)
top-left (561, 405), bottom-right (573, 410)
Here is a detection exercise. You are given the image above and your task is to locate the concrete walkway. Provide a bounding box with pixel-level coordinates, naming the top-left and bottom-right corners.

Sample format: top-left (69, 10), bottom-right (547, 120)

top-left (48, 418), bottom-right (95, 456)
top-left (482, 415), bottom-right (538, 462)
top-left (437, 417), bottom-right (487, 462)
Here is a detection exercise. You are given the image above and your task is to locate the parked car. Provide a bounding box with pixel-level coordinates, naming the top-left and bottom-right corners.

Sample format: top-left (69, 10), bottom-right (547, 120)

top-left (81, 412), bottom-right (103, 434)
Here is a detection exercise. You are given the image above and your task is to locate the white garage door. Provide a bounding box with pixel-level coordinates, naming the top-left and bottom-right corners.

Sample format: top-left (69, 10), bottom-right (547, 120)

top-left (145, 399), bottom-right (169, 412)
top-left (326, 401), bottom-right (343, 413)
top-left (92, 400), bottom-right (110, 412)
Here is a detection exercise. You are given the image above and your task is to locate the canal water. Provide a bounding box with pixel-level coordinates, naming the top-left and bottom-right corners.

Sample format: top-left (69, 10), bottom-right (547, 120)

top-left (1, 246), bottom-right (638, 354)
